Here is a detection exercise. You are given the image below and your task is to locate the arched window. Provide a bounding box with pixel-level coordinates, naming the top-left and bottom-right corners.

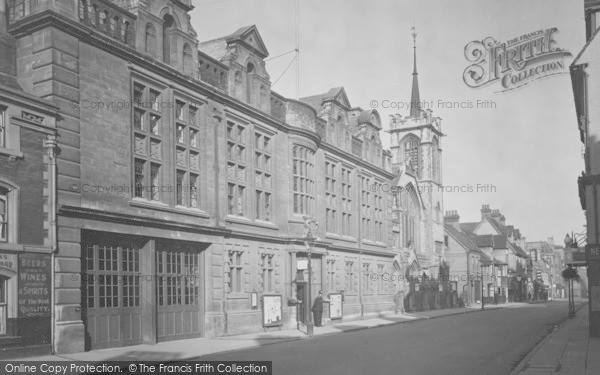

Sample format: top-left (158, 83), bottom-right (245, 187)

top-left (220, 72), bottom-right (226, 90)
top-left (246, 62), bottom-right (255, 102)
top-left (183, 43), bottom-right (192, 75)
top-left (145, 23), bottom-right (156, 56)
top-left (162, 14), bottom-right (175, 64)
top-left (259, 85), bottom-right (268, 110)
top-left (401, 185), bottom-right (420, 248)
top-left (112, 16), bottom-right (120, 37)
top-left (122, 21), bottom-right (130, 43)
top-left (234, 71), bottom-right (243, 99)
top-left (404, 137), bottom-right (420, 175)
top-left (78, 0), bottom-right (87, 21)
top-left (98, 10), bottom-right (106, 28)
top-left (88, 4), bottom-right (96, 26)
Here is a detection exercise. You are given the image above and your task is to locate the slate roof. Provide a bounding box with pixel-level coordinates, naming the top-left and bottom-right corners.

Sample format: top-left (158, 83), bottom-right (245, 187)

top-left (0, 72), bottom-right (23, 91)
top-left (445, 224), bottom-right (479, 252)
top-left (493, 234), bottom-right (509, 249)
top-left (473, 234), bottom-right (494, 248)
top-left (300, 87), bottom-right (346, 111)
top-left (460, 222), bottom-right (478, 235)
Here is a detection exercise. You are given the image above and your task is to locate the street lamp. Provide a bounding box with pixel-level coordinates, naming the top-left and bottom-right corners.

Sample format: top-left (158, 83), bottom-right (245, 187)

top-left (563, 233), bottom-right (576, 318)
top-left (481, 272), bottom-right (485, 310)
top-left (517, 275), bottom-right (522, 302)
top-left (302, 215), bottom-right (319, 337)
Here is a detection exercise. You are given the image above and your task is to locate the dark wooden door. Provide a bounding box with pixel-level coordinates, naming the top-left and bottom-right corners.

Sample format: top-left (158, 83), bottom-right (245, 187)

top-left (83, 240), bottom-right (143, 350)
top-left (156, 245), bottom-right (202, 342)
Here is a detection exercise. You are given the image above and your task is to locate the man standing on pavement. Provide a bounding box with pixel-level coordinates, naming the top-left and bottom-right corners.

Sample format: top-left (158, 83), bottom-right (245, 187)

top-left (312, 291), bottom-right (324, 327)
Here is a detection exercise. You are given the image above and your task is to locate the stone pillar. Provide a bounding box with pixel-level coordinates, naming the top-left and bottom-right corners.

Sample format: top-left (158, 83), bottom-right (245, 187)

top-left (24, 26), bottom-right (85, 354)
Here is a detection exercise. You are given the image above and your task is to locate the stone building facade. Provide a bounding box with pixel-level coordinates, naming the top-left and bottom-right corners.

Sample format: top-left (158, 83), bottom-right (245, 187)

top-left (570, 0), bottom-right (600, 337)
top-left (1, 0), bottom-right (446, 354)
top-left (0, 0), bottom-right (60, 357)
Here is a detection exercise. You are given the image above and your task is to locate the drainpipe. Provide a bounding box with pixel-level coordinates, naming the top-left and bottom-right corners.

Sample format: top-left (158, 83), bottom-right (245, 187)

top-left (466, 251), bottom-right (471, 306)
top-left (44, 134), bottom-right (58, 355)
top-left (357, 171), bottom-right (363, 319)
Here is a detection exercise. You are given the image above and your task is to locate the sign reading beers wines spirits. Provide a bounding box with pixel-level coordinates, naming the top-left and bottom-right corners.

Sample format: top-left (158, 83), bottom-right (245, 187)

top-left (463, 28), bottom-right (571, 92)
top-left (18, 253), bottom-right (52, 318)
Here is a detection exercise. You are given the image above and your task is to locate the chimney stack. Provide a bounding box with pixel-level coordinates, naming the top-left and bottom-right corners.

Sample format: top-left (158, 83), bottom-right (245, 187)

top-left (444, 210), bottom-right (460, 229)
top-left (481, 204), bottom-right (491, 220)
top-left (500, 215), bottom-right (506, 226)
top-left (490, 209), bottom-right (503, 225)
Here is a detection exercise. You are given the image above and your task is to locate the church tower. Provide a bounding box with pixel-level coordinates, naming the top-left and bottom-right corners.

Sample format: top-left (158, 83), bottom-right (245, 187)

top-left (389, 27), bottom-right (445, 273)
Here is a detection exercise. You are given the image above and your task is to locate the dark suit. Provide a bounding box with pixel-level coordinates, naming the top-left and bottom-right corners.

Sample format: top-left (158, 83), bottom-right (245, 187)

top-left (312, 295), bottom-right (324, 326)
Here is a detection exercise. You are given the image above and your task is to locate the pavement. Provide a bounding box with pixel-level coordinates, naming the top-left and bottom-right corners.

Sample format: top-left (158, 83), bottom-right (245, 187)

top-left (512, 302), bottom-right (599, 375)
top-left (7, 302), bottom-right (525, 363)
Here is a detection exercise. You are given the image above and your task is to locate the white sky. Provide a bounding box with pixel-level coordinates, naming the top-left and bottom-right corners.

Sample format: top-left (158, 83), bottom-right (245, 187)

top-left (191, 0), bottom-right (587, 243)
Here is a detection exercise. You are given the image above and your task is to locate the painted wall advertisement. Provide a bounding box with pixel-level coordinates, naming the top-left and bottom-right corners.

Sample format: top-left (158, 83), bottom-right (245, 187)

top-left (18, 253), bottom-right (52, 318)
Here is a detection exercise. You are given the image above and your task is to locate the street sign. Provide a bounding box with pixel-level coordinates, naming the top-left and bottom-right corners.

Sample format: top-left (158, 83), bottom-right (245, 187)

top-left (587, 245), bottom-right (600, 261)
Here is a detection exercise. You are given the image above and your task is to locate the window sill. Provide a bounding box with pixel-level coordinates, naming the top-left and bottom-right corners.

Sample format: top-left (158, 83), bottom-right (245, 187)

top-left (0, 147), bottom-right (24, 160)
top-left (362, 240), bottom-right (387, 248)
top-left (325, 233), bottom-right (357, 243)
top-left (173, 205), bottom-right (210, 218)
top-left (0, 242), bottom-right (24, 251)
top-left (226, 215), bottom-right (278, 229)
top-left (129, 199), bottom-right (209, 218)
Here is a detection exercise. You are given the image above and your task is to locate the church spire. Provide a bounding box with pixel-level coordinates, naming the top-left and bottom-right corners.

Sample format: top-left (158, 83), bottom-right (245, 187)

top-left (410, 25), bottom-right (421, 118)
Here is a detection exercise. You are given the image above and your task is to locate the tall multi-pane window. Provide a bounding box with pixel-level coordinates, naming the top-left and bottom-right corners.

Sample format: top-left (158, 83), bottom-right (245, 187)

top-left (325, 161), bottom-right (337, 233)
top-left (292, 145), bottom-right (315, 215)
top-left (373, 180), bottom-right (384, 242)
top-left (227, 121), bottom-right (246, 216)
top-left (132, 81), bottom-right (163, 201)
top-left (377, 264), bottom-right (385, 291)
top-left (327, 259), bottom-right (336, 292)
top-left (341, 167), bottom-right (352, 236)
top-left (0, 188), bottom-right (7, 242)
top-left (227, 250), bottom-right (244, 293)
top-left (254, 132), bottom-right (272, 221)
top-left (361, 176), bottom-right (372, 240)
top-left (0, 108), bottom-right (5, 148)
top-left (174, 98), bottom-right (201, 208)
top-left (345, 260), bottom-right (354, 291)
top-left (362, 262), bottom-right (371, 292)
top-left (260, 253), bottom-right (274, 292)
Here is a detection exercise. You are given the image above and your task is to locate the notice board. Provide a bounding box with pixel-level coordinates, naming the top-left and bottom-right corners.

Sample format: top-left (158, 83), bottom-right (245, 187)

top-left (262, 294), bottom-right (283, 327)
top-left (329, 293), bottom-right (343, 320)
